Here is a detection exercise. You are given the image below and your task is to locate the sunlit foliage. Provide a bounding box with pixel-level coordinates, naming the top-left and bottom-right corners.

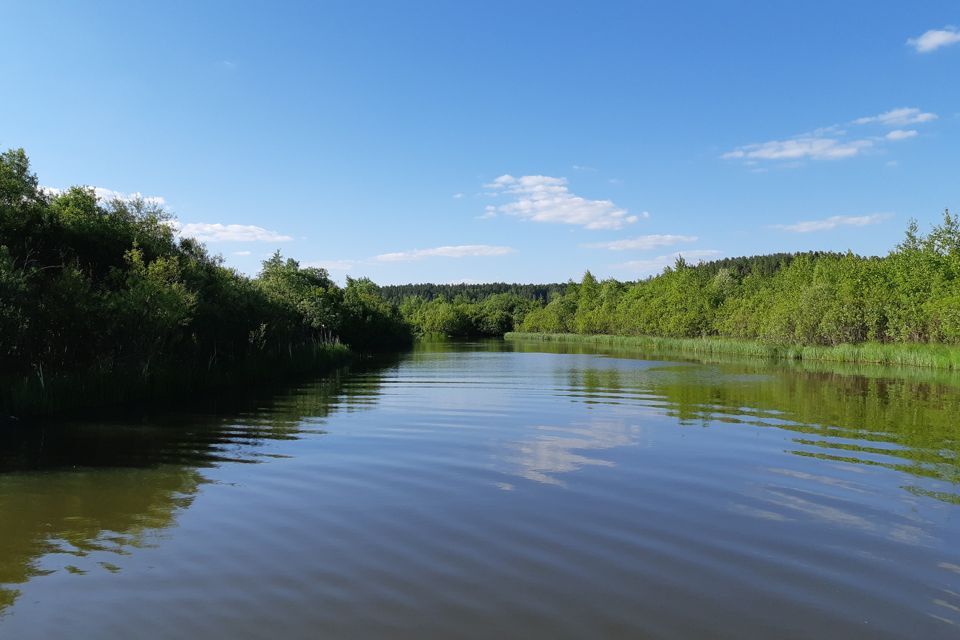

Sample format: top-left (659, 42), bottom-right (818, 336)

top-left (0, 148), bottom-right (410, 414)
top-left (520, 214), bottom-right (960, 347)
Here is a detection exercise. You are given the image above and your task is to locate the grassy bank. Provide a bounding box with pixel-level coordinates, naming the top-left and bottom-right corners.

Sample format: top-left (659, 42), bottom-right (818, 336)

top-left (505, 332), bottom-right (960, 371)
top-left (1, 342), bottom-right (353, 420)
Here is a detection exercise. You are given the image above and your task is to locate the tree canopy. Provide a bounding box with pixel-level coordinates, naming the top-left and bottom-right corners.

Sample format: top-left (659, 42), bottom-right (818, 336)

top-left (0, 148), bottom-right (411, 414)
top-left (519, 217), bottom-right (960, 345)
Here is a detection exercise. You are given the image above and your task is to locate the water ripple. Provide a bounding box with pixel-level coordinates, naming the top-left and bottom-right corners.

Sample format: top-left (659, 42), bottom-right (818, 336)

top-left (1, 344), bottom-right (959, 638)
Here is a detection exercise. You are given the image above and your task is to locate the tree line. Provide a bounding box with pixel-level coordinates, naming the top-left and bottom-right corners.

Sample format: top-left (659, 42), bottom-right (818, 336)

top-left (378, 282), bottom-right (565, 304)
top-left (0, 148), bottom-right (410, 415)
top-left (519, 213), bottom-right (960, 345)
top-left (399, 293), bottom-right (540, 337)
top-left (397, 212), bottom-right (960, 346)
top-left (4, 143), bottom-right (958, 411)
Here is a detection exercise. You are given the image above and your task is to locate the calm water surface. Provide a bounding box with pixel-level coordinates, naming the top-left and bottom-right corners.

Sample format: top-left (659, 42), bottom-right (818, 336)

top-left (1, 340), bottom-right (959, 638)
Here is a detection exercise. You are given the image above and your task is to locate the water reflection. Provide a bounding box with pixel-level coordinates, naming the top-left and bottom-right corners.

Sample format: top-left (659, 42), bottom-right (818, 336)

top-left (1, 342), bottom-right (959, 638)
top-left (503, 418), bottom-right (644, 486)
top-left (0, 361), bottom-right (394, 616)
top-left (0, 466), bottom-right (203, 614)
top-left (514, 339), bottom-right (960, 502)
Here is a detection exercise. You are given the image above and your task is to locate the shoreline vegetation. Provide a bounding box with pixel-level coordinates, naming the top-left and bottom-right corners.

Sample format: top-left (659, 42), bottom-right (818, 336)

top-left (399, 211), bottom-right (960, 376)
top-left (5, 142), bottom-right (960, 416)
top-left (2, 343), bottom-right (353, 421)
top-left (0, 148), bottom-right (411, 418)
top-left (504, 332), bottom-right (960, 371)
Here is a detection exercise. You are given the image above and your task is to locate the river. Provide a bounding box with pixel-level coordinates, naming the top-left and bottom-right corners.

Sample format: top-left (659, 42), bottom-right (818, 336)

top-left (1, 339), bottom-right (958, 638)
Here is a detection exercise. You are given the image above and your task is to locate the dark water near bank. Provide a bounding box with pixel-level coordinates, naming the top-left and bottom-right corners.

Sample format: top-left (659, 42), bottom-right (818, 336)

top-left (1, 340), bottom-right (959, 639)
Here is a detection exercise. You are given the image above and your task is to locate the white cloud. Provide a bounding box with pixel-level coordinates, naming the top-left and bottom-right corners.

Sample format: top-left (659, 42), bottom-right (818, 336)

top-left (232, 250), bottom-right (252, 256)
top-left (723, 137), bottom-right (872, 161)
top-left (301, 246), bottom-right (512, 269)
top-left (572, 164), bottom-right (597, 172)
top-left (452, 192), bottom-right (464, 199)
top-left (484, 174), bottom-right (640, 230)
top-left (585, 234), bottom-right (698, 251)
top-left (177, 223), bottom-right (293, 243)
top-left (614, 250), bottom-right (722, 275)
top-left (724, 107), bottom-right (936, 165)
top-left (853, 107), bottom-right (937, 126)
top-left (773, 213), bottom-right (892, 233)
top-left (374, 244), bottom-right (515, 262)
top-left (42, 185), bottom-right (166, 206)
top-left (908, 27), bottom-right (960, 53)
top-left (885, 129), bottom-right (918, 141)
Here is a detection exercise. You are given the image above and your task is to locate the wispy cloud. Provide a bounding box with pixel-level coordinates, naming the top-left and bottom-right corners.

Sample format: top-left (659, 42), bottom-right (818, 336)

top-left (723, 137), bottom-right (871, 161)
top-left (907, 27), bottom-right (960, 53)
top-left (572, 164), bottom-right (597, 172)
top-left (374, 244), bottom-right (515, 262)
top-left (301, 245), bottom-right (512, 270)
top-left (885, 129), bottom-right (918, 141)
top-left (452, 192), bottom-right (464, 199)
top-left (773, 213), bottom-right (893, 233)
top-left (724, 107), bottom-right (936, 165)
top-left (42, 185), bottom-right (166, 206)
top-left (853, 107), bottom-right (937, 126)
top-left (177, 222), bottom-right (293, 243)
top-left (484, 174), bottom-right (643, 230)
top-left (233, 250), bottom-right (252, 256)
top-left (585, 234), bottom-right (697, 251)
top-left (614, 250), bottom-right (722, 275)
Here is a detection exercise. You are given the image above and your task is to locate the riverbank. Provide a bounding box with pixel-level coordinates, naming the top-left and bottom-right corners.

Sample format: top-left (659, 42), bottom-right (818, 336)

top-left (505, 332), bottom-right (960, 371)
top-left (1, 343), bottom-right (353, 420)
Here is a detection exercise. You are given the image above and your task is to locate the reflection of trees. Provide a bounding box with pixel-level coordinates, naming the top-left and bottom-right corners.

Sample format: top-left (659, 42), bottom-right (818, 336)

top-left (495, 366), bottom-right (657, 486)
top-left (530, 342), bottom-right (960, 500)
top-left (0, 360), bottom-right (393, 616)
top-left (410, 338), bottom-right (513, 355)
top-left (0, 466), bottom-right (203, 614)
top-left (0, 359), bottom-right (396, 473)
top-left (489, 341), bottom-right (960, 493)
top-left (650, 366), bottom-right (960, 491)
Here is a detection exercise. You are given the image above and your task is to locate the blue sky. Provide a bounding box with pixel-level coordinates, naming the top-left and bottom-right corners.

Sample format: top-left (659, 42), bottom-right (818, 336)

top-left (3, 1), bottom-right (958, 284)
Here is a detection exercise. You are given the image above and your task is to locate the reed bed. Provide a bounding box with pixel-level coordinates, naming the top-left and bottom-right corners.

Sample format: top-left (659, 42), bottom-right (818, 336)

top-left (505, 333), bottom-right (960, 371)
top-left (1, 342), bottom-right (352, 419)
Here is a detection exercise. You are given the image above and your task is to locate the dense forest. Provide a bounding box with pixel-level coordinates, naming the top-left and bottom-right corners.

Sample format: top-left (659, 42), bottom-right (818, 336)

top-left (398, 293), bottom-right (541, 337)
top-left (518, 213), bottom-right (960, 345)
top-left (4, 144), bottom-right (959, 412)
top-left (383, 285), bottom-right (567, 339)
top-left (0, 148), bottom-right (410, 415)
top-left (398, 214), bottom-right (960, 347)
top-left (378, 282), bottom-right (565, 304)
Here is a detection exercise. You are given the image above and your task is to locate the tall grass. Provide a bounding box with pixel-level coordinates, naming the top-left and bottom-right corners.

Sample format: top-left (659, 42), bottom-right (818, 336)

top-left (1, 342), bottom-right (352, 419)
top-left (505, 332), bottom-right (960, 371)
